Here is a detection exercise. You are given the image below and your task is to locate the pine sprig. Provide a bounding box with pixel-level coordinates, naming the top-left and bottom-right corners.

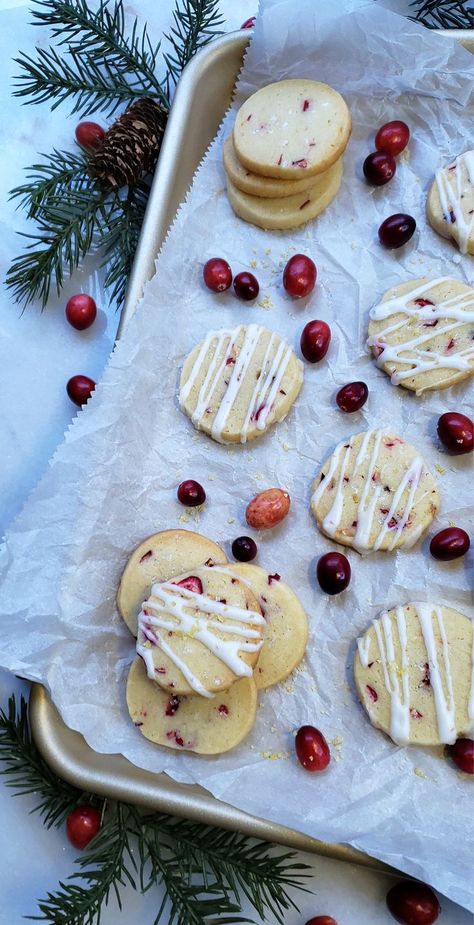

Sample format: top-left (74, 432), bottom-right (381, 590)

top-left (100, 182), bottom-right (150, 306)
top-left (164, 0), bottom-right (224, 88)
top-left (410, 0), bottom-right (474, 28)
top-left (10, 148), bottom-right (89, 219)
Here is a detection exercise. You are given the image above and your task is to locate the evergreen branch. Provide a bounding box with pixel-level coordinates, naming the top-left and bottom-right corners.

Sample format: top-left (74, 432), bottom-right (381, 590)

top-left (0, 696), bottom-right (95, 828)
top-left (9, 148), bottom-right (89, 219)
top-left (101, 183), bottom-right (149, 306)
top-left (409, 0), bottom-right (474, 28)
top-left (164, 0), bottom-right (225, 88)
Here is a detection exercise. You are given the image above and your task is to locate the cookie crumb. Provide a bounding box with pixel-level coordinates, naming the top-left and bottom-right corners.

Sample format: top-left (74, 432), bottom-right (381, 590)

top-left (207, 474), bottom-right (215, 481)
top-left (179, 514), bottom-right (190, 523)
top-left (227, 517), bottom-right (235, 524)
top-left (258, 295), bottom-right (273, 310)
top-left (250, 259), bottom-right (258, 268)
top-left (254, 471), bottom-right (264, 480)
top-left (282, 442), bottom-right (290, 452)
top-left (332, 735), bottom-right (343, 748)
top-left (285, 684), bottom-right (295, 693)
top-left (435, 463), bottom-right (445, 475)
top-left (260, 750), bottom-right (290, 760)
top-left (414, 766), bottom-right (428, 780)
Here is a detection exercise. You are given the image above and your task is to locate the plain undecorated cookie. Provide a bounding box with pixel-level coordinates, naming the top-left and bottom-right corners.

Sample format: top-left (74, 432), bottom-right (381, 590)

top-left (127, 656), bottom-right (258, 754)
top-left (223, 135), bottom-right (316, 199)
top-left (367, 277), bottom-right (474, 394)
top-left (233, 79), bottom-right (351, 179)
top-left (136, 565), bottom-right (265, 697)
top-left (310, 430), bottom-right (440, 553)
top-left (354, 603), bottom-right (474, 746)
top-left (213, 564), bottom-right (308, 689)
top-left (427, 151), bottom-right (474, 256)
top-left (179, 323), bottom-right (303, 444)
top-left (117, 530), bottom-right (227, 636)
top-left (226, 158), bottom-right (343, 230)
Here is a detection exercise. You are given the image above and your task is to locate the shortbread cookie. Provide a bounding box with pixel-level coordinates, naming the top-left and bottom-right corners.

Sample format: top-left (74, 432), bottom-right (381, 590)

top-left (210, 564), bottom-right (308, 688)
top-left (226, 158), bottom-right (343, 231)
top-left (179, 324), bottom-right (303, 444)
top-left (117, 530), bottom-right (227, 636)
top-left (310, 430), bottom-right (440, 553)
top-left (427, 151), bottom-right (474, 255)
top-left (233, 79), bottom-right (351, 179)
top-left (367, 277), bottom-right (474, 394)
top-left (127, 656), bottom-right (258, 754)
top-left (136, 565), bottom-right (265, 697)
top-left (354, 603), bottom-right (474, 746)
top-left (223, 135), bottom-right (316, 199)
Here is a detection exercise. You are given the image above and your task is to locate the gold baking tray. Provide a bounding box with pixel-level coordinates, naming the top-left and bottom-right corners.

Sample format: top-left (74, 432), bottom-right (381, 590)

top-left (30, 26), bottom-right (473, 875)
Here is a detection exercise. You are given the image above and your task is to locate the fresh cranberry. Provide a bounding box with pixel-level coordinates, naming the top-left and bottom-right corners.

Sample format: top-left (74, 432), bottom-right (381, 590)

top-left (305, 918), bottom-right (338, 925)
top-left (363, 151), bottom-right (396, 186)
top-left (241, 15), bottom-right (256, 28)
top-left (437, 411), bottom-right (473, 454)
top-left (317, 552), bottom-right (351, 594)
top-left (375, 120), bottom-right (410, 156)
top-left (66, 805), bottom-right (101, 849)
top-left (336, 381), bottom-right (368, 413)
top-left (430, 527), bottom-right (470, 561)
top-left (378, 213), bottom-right (416, 248)
top-left (66, 374), bottom-right (96, 407)
top-left (295, 725), bottom-right (330, 772)
top-left (282, 253), bottom-right (317, 298)
top-left (446, 738), bottom-right (474, 774)
top-left (203, 257), bottom-right (232, 292)
top-left (177, 479), bottom-right (206, 506)
top-left (75, 121), bottom-right (105, 149)
top-left (386, 881), bottom-right (440, 924)
top-left (232, 536), bottom-right (257, 562)
top-left (233, 271), bottom-right (259, 301)
top-left (65, 293), bottom-right (97, 330)
top-left (300, 320), bottom-right (331, 363)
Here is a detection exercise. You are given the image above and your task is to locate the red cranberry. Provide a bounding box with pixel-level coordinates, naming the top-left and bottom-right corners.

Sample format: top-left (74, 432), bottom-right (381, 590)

top-left (66, 805), bottom-right (101, 849)
top-left (66, 375), bottom-right (96, 407)
top-left (203, 257), bottom-right (232, 292)
top-left (233, 271), bottom-right (259, 301)
top-left (300, 320), bottom-right (331, 363)
top-left (65, 293), bottom-right (97, 330)
top-left (305, 918), bottom-right (338, 925)
top-left (177, 479), bottom-right (206, 506)
top-left (378, 213), bottom-right (416, 248)
top-left (336, 381), bottom-right (368, 413)
top-left (232, 536), bottom-right (257, 562)
top-left (437, 411), bottom-right (473, 455)
top-left (241, 15), bottom-right (256, 28)
top-left (363, 151), bottom-right (396, 186)
top-left (446, 738), bottom-right (474, 774)
top-left (317, 552), bottom-right (351, 594)
top-left (75, 121), bottom-right (105, 149)
top-left (282, 253), bottom-right (317, 298)
top-left (295, 725), bottom-right (330, 772)
top-left (173, 576), bottom-right (203, 594)
top-left (375, 120), bottom-right (410, 156)
top-left (386, 881), bottom-right (440, 925)
top-left (430, 527), bottom-right (470, 561)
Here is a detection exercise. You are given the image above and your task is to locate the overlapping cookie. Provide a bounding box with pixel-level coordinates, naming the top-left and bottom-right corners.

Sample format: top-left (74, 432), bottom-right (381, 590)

top-left (427, 150), bottom-right (474, 255)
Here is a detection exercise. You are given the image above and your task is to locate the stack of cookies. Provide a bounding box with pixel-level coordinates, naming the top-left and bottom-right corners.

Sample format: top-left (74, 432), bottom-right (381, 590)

top-left (224, 78), bottom-right (351, 230)
top-left (117, 529), bottom-right (308, 755)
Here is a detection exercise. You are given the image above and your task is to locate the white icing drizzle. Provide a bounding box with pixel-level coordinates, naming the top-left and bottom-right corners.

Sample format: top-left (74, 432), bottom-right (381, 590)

top-left (416, 603), bottom-right (456, 744)
top-left (137, 580), bottom-right (265, 698)
top-left (311, 440), bottom-right (345, 507)
top-left (323, 438), bottom-right (354, 536)
top-left (468, 622), bottom-right (474, 736)
top-left (372, 606), bottom-right (410, 745)
top-left (357, 634), bottom-right (371, 668)
top-left (373, 457), bottom-right (423, 551)
top-left (353, 430), bottom-right (384, 551)
top-left (368, 278), bottom-right (474, 390)
top-left (180, 324), bottom-right (297, 444)
top-left (435, 151), bottom-right (474, 254)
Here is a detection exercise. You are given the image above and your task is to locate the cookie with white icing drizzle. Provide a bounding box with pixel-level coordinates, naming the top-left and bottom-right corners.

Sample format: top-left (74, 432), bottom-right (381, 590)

top-left (354, 603), bottom-right (474, 746)
top-left (367, 277), bottom-right (474, 394)
top-left (127, 656), bottom-right (257, 754)
top-left (223, 135), bottom-right (316, 199)
top-left (209, 563), bottom-right (308, 689)
top-left (117, 529), bottom-right (227, 636)
top-left (233, 79), bottom-right (351, 179)
top-left (310, 430), bottom-right (440, 553)
top-left (136, 565), bottom-right (265, 697)
top-left (179, 324), bottom-right (303, 444)
top-left (427, 150), bottom-right (474, 255)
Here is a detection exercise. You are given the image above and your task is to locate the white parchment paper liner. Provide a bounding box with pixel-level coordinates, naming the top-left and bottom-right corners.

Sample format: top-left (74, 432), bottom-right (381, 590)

top-left (1, 0), bottom-right (473, 909)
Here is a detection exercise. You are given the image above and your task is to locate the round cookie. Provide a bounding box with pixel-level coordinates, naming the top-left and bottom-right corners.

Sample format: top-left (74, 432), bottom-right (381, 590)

top-left (427, 150), bottom-right (474, 256)
top-left (179, 324), bottom-right (303, 444)
top-left (117, 529), bottom-right (227, 636)
top-left (367, 277), bottom-right (474, 394)
top-left (233, 79), bottom-right (351, 179)
top-left (223, 135), bottom-right (316, 199)
top-left (212, 564), bottom-right (308, 689)
top-left (310, 430), bottom-right (440, 553)
top-left (226, 158), bottom-right (343, 231)
top-left (354, 603), bottom-right (474, 746)
top-left (136, 565), bottom-right (265, 697)
top-left (127, 656), bottom-right (258, 754)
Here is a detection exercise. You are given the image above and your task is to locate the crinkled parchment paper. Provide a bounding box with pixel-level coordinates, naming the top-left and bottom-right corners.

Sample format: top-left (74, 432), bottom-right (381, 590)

top-left (0, 0), bottom-right (473, 909)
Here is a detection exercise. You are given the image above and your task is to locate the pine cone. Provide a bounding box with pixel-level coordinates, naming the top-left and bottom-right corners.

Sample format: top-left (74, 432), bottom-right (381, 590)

top-left (88, 98), bottom-right (168, 189)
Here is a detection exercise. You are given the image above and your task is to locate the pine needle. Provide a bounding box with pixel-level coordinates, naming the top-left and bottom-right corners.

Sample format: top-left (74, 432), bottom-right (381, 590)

top-left (410, 0), bottom-right (474, 28)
